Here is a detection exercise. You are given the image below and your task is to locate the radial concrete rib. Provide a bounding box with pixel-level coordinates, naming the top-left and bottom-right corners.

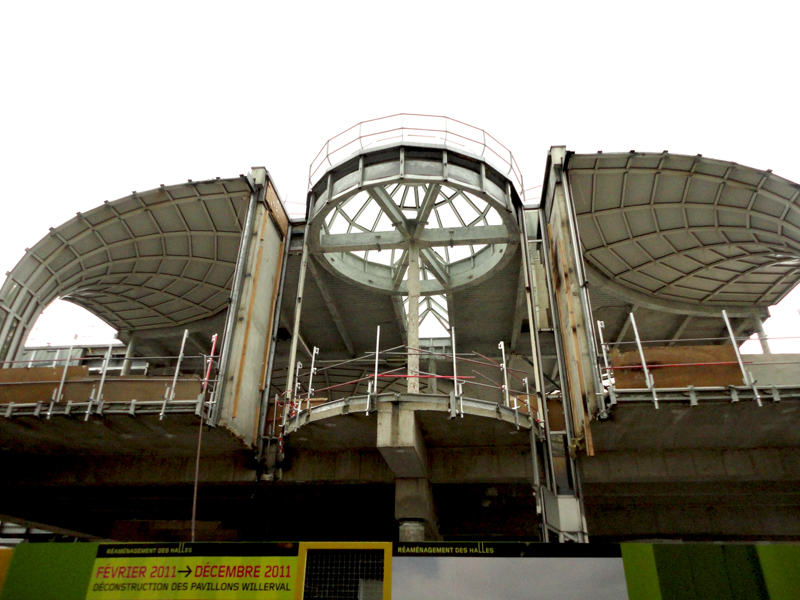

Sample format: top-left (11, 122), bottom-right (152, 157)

top-left (307, 258), bottom-right (355, 357)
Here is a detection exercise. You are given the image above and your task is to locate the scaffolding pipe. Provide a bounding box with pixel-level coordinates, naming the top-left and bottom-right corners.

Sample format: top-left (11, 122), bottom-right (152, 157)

top-left (723, 309), bottom-right (762, 406)
top-left (55, 343), bottom-right (74, 402)
top-left (629, 313), bottom-right (658, 409)
top-left (161, 329), bottom-right (189, 420)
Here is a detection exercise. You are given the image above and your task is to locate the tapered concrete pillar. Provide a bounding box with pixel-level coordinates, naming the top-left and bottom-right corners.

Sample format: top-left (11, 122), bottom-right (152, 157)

top-left (377, 403), bottom-right (428, 478)
top-left (753, 315), bottom-right (771, 354)
top-left (120, 336), bottom-right (136, 376)
top-left (407, 243), bottom-right (420, 394)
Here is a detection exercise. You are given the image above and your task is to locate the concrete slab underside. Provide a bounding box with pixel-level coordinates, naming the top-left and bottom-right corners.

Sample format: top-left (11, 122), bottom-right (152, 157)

top-left (580, 401), bottom-right (800, 540)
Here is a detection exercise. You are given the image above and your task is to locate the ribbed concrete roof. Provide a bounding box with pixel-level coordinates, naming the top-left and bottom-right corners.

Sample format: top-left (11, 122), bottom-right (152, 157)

top-left (567, 152), bottom-right (800, 310)
top-left (0, 177), bottom-right (252, 359)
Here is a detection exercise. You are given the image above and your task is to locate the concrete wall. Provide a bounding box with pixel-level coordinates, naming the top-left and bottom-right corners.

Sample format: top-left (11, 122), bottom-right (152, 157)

top-left (747, 353), bottom-right (800, 387)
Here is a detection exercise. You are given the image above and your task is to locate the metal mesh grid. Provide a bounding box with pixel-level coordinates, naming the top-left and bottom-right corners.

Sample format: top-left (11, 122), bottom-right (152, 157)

top-left (303, 549), bottom-right (384, 600)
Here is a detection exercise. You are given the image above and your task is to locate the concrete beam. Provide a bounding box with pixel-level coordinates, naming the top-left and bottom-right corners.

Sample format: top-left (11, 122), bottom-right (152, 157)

top-left (318, 225), bottom-right (512, 253)
top-left (392, 296), bottom-right (407, 345)
top-left (377, 404), bottom-right (428, 478)
top-left (413, 184), bottom-right (441, 239)
top-left (307, 259), bottom-right (355, 357)
top-left (279, 310), bottom-right (313, 359)
top-left (419, 248), bottom-right (448, 287)
top-left (367, 187), bottom-right (411, 238)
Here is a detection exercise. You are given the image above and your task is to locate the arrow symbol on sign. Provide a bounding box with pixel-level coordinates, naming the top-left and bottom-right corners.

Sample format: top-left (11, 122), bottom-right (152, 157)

top-left (178, 567), bottom-right (192, 577)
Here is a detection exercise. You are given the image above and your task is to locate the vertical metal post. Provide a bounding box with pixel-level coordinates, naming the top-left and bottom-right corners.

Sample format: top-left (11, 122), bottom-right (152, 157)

top-left (629, 313), bottom-right (658, 409)
top-left (202, 334), bottom-right (218, 394)
top-left (723, 310), bottom-right (762, 406)
top-left (524, 377), bottom-right (535, 423)
top-left (407, 243), bottom-right (420, 394)
top-left (96, 345), bottom-right (112, 402)
top-left (307, 347), bottom-right (319, 412)
top-left (451, 326), bottom-right (462, 416)
top-left (161, 329), bottom-right (189, 420)
top-left (55, 343), bottom-right (74, 402)
top-left (597, 321), bottom-right (611, 375)
top-left (597, 321), bottom-right (615, 407)
top-left (293, 362), bottom-right (302, 403)
top-left (369, 326), bottom-right (380, 416)
top-left (498, 341), bottom-right (511, 407)
top-left (85, 345), bottom-right (112, 422)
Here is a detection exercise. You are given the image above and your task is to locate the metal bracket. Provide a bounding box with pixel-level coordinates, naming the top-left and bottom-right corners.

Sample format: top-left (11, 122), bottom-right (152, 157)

top-left (130, 399), bottom-right (138, 417)
top-left (688, 385), bottom-right (698, 407)
top-left (33, 402), bottom-right (43, 418)
top-left (729, 386), bottom-right (739, 403)
top-left (771, 385), bottom-right (781, 403)
top-left (449, 390), bottom-right (457, 419)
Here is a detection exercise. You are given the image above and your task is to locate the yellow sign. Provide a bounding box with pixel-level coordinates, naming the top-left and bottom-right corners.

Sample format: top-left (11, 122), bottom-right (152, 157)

top-left (86, 543), bottom-right (298, 600)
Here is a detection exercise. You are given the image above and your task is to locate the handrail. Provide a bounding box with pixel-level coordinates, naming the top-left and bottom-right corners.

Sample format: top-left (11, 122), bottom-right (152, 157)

top-left (308, 114), bottom-right (525, 198)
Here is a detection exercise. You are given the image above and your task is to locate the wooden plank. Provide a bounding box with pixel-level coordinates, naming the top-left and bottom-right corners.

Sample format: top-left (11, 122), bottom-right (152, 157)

top-left (610, 345), bottom-right (744, 388)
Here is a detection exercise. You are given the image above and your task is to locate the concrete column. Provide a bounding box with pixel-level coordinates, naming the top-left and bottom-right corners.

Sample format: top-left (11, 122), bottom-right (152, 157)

top-left (427, 358), bottom-right (437, 394)
top-left (399, 521), bottom-right (425, 542)
top-left (753, 315), bottom-right (771, 354)
top-left (407, 243), bottom-right (420, 394)
top-left (396, 478), bottom-right (438, 541)
top-left (120, 336), bottom-right (136, 376)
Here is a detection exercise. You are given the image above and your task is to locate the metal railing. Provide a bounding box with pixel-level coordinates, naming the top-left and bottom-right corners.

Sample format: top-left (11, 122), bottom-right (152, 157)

top-left (596, 311), bottom-right (800, 408)
top-left (264, 326), bottom-right (545, 466)
top-left (1, 330), bottom-right (220, 421)
top-left (308, 113), bottom-right (525, 196)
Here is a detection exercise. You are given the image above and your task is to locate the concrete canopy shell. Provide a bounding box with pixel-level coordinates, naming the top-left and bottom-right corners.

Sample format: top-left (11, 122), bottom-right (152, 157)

top-left (0, 177), bottom-right (253, 362)
top-left (566, 152), bottom-right (800, 313)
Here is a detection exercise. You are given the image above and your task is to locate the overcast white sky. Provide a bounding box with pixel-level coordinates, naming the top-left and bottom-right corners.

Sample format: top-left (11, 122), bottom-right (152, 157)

top-left (3, 1), bottom-right (800, 351)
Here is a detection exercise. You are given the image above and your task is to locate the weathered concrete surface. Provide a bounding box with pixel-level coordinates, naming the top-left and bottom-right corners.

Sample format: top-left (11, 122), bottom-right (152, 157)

top-left (0, 413), bottom-right (248, 455)
top-left (747, 354), bottom-right (800, 386)
top-left (591, 402), bottom-right (800, 450)
top-left (395, 478), bottom-right (439, 540)
top-left (377, 404), bottom-right (428, 478)
top-left (281, 447), bottom-right (532, 485)
top-left (219, 179), bottom-right (285, 446)
top-left (580, 400), bottom-right (800, 540)
top-left (0, 450), bottom-right (257, 487)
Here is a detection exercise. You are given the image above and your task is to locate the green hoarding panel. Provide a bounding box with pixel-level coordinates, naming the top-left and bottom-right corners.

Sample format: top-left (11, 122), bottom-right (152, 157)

top-left (0, 543), bottom-right (98, 600)
top-left (653, 545), bottom-right (768, 600)
top-left (756, 545), bottom-right (800, 600)
top-left (621, 544), bottom-right (662, 600)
